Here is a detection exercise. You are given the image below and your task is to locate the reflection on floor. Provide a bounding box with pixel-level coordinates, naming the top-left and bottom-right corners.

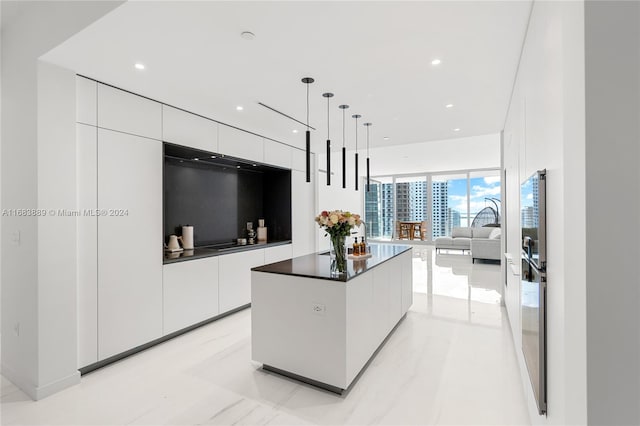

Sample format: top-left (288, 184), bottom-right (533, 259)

top-left (1, 245), bottom-right (530, 425)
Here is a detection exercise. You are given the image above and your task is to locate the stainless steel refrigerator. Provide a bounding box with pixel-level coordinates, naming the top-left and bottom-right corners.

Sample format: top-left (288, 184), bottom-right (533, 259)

top-left (520, 170), bottom-right (547, 415)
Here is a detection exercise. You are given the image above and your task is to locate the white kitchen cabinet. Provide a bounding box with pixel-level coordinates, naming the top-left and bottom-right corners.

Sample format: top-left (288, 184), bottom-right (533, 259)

top-left (264, 139), bottom-right (291, 169)
top-left (76, 76), bottom-right (96, 126)
top-left (264, 244), bottom-right (293, 264)
top-left (401, 251), bottom-right (413, 314)
top-left (97, 128), bottom-right (163, 360)
top-left (218, 125), bottom-right (264, 163)
top-left (162, 257), bottom-right (219, 335)
top-left (76, 123), bottom-right (98, 368)
top-left (97, 83), bottom-right (162, 140)
top-left (218, 249), bottom-right (265, 313)
top-left (162, 105), bottom-right (218, 152)
top-left (292, 168), bottom-right (316, 257)
top-left (291, 148), bottom-right (306, 172)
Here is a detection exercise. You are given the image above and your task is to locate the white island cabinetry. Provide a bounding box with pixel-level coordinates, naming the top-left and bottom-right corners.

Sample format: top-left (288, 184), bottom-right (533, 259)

top-left (251, 245), bottom-right (413, 393)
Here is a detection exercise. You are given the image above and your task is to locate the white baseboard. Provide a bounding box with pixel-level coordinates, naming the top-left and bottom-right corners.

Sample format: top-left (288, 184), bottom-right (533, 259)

top-left (1, 363), bottom-right (80, 400)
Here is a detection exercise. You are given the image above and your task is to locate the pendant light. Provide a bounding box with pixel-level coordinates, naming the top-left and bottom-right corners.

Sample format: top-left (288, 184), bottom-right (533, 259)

top-left (322, 92), bottom-right (334, 186)
top-left (339, 104), bottom-right (349, 189)
top-left (301, 77), bottom-right (314, 183)
top-left (352, 114), bottom-right (361, 191)
top-left (364, 122), bottom-right (372, 192)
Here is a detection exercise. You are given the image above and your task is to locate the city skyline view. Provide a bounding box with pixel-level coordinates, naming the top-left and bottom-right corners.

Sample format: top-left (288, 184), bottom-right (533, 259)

top-left (365, 172), bottom-right (501, 239)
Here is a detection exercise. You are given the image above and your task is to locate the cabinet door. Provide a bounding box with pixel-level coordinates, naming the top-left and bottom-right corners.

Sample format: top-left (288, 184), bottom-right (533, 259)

top-left (97, 128), bottom-right (163, 360)
top-left (401, 251), bottom-right (413, 314)
top-left (76, 76), bottom-right (96, 126)
top-left (292, 168), bottom-right (316, 256)
top-left (264, 244), bottom-right (293, 264)
top-left (77, 123), bottom-right (98, 367)
top-left (218, 125), bottom-right (264, 162)
top-left (218, 249), bottom-right (265, 313)
top-left (163, 257), bottom-right (219, 335)
top-left (162, 105), bottom-right (218, 152)
top-left (97, 83), bottom-right (162, 140)
top-left (264, 139), bottom-right (291, 169)
top-left (291, 148), bottom-right (306, 172)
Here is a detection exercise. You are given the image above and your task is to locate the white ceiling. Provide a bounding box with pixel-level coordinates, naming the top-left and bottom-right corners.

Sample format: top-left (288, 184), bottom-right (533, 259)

top-left (41, 1), bottom-right (531, 153)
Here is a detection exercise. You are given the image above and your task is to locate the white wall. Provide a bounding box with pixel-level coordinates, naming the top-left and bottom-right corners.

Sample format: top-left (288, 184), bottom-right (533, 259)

top-left (502, 1), bottom-right (587, 424)
top-left (1, 0), bottom-right (123, 399)
top-left (584, 2), bottom-right (640, 424)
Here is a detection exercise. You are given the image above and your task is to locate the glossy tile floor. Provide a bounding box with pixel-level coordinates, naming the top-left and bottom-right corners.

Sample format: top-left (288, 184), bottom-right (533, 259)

top-left (1, 246), bottom-right (530, 425)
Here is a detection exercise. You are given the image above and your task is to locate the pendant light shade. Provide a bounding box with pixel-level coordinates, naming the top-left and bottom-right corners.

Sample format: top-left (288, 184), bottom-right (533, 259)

top-left (339, 105), bottom-right (349, 189)
top-left (352, 114), bottom-right (361, 191)
top-left (322, 92), bottom-right (334, 186)
top-left (301, 77), bottom-right (314, 183)
top-left (364, 122), bottom-right (372, 192)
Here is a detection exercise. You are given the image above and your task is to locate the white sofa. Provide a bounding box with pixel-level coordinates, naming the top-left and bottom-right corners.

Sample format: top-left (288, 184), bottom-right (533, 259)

top-left (435, 227), bottom-right (501, 263)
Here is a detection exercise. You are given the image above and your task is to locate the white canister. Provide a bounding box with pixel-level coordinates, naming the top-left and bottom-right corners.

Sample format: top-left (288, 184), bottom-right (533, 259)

top-left (181, 225), bottom-right (194, 250)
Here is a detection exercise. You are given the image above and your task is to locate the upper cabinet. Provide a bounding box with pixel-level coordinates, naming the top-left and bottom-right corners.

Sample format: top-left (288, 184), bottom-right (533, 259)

top-left (76, 76), bottom-right (97, 126)
top-left (97, 83), bottom-right (162, 140)
top-left (291, 148), bottom-right (306, 172)
top-left (162, 105), bottom-right (218, 152)
top-left (218, 125), bottom-right (264, 163)
top-left (264, 139), bottom-right (291, 169)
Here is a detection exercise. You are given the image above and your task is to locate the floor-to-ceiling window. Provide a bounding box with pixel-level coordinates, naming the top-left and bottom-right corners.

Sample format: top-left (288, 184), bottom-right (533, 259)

top-left (364, 176), bottom-right (394, 239)
top-left (431, 173), bottom-right (468, 238)
top-left (469, 170), bottom-right (502, 227)
top-left (364, 168), bottom-right (501, 242)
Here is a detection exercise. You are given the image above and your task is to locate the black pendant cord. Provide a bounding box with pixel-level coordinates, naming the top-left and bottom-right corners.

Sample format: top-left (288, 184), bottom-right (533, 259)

top-left (364, 122), bottom-right (372, 192)
top-left (323, 93), bottom-right (334, 186)
top-left (339, 104), bottom-right (349, 189)
top-left (352, 114), bottom-right (361, 191)
top-left (302, 77), bottom-right (314, 183)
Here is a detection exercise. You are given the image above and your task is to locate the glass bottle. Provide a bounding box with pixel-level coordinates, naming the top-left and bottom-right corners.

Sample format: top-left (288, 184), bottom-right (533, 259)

top-left (359, 236), bottom-right (367, 255)
top-left (353, 237), bottom-right (360, 256)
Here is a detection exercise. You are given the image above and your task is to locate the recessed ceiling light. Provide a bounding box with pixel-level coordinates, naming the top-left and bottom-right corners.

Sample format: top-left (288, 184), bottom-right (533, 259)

top-left (236, 106), bottom-right (244, 111)
top-left (134, 63), bottom-right (145, 70)
top-left (193, 158), bottom-right (199, 161)
top-left (252, 164), bottom-right (257, 167)
top-left (431, 59), bottom-right (441, 66)
top-left (241, 31), bottom-right (255, 40)
top-left (445, 104), bottom-right (454, 108)
top-left (210, 156), bottom-right (216, 159)
top-left (453, 128), bottom-right (461, 132)
top-left (383, 136), bottom-right (390, 140)
top-left (292, 129), bottom-right (299, 133)
top-left (236, 165), bottom-right (241, 169)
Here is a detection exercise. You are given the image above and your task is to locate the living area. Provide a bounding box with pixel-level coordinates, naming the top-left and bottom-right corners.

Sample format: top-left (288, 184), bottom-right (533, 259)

top-left (343, 138), bottom-right (503, 266)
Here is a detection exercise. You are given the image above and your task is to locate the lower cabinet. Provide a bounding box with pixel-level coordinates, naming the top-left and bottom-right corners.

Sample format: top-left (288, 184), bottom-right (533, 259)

top-left (218, 249), bottom-right (265, 313)
top-left (264, 244), bottom-right (293, 264)
top-left (162, 257), bottom-right (219, 335)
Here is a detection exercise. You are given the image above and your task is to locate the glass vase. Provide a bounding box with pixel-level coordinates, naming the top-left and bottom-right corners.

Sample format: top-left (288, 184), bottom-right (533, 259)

top-left (329, 234), bottom-right (347, 275)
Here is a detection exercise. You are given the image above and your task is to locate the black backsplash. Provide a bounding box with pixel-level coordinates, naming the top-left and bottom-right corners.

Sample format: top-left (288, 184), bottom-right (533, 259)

top-left (163, 146), bottom-right (292, 246)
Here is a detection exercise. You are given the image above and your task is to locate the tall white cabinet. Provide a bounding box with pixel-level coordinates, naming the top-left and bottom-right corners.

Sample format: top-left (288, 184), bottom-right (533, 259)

top-left (97, 129), bottom-right (163, 359)
top-left (76, 75), bottom-right (317, 368)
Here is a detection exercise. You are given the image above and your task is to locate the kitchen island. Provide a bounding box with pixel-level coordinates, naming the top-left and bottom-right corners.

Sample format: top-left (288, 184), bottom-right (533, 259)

top-left (251, 244), bottom-right (413, 394)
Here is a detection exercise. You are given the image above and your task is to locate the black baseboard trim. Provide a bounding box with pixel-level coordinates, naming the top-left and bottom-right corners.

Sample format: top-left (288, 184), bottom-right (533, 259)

top-left (79, 303), bottom-right (251, 376)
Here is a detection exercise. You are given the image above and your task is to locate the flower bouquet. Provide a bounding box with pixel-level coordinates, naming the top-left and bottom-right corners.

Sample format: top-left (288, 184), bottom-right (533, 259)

top-left (315, 210), bottom-right (362, 274)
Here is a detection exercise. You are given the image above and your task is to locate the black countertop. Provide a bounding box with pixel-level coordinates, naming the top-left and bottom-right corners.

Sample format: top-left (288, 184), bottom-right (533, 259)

top-left (251, 243), bottom-right (412, 282)
top-left (164, 240), bottom-right (292, 264)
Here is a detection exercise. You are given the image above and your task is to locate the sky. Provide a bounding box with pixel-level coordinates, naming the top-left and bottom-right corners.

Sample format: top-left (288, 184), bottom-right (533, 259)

top-left (446, 175), bottom-right (501, 216)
